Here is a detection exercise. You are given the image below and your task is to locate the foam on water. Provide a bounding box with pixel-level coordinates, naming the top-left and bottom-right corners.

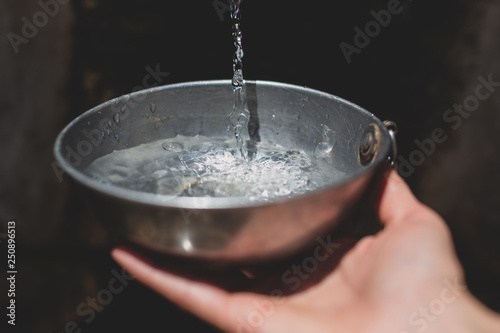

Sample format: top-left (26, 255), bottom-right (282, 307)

top-left (84, 135), bottom-right (345, 202)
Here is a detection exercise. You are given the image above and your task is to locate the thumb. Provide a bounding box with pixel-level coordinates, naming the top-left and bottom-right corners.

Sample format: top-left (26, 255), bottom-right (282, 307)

top-left (375, 170), bottom-right (436, 228)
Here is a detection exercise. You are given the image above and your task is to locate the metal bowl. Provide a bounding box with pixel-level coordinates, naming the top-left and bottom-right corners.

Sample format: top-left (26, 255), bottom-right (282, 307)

top-left (54, 80), bottom-right (396, 264)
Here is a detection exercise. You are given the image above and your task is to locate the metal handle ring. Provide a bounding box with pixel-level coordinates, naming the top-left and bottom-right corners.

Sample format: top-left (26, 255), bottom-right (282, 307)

top-left (383, 120), bottom-right (398, 169)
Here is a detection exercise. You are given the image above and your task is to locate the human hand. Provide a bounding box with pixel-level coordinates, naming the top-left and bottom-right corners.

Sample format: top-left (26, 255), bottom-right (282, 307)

top-left (112, 170), bottom-right (500, 333)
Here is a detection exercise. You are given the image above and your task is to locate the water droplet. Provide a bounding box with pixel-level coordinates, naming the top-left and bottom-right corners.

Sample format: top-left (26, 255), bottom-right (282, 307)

top-left (321, 124), bottom-right (335, 141)
top-left (315, 142), bottom-right (334, 158)
top-left (162, 141), bottom-right (184, 152)
top-left (150, 103), bottom-right (157, 113)
top-left (113, 114), bottom-right (120, 123)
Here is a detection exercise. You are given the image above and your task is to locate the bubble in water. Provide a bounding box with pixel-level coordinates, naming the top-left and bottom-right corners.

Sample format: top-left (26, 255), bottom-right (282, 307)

top-left (150, 103), bottom-right (157, 113)
top-left (107, 165), bottom-right (131, 183)
top-left (153, 169), bottom-right (169, 179)
top-left (162, 141), bottom-right (184, 152)
top-left (113, 114), bottom-right (120, 123)
top-left (114, 134), bottom-right (119, 141)
top-left (157, 177), bottom-right (182, 196)
top-left (120, 105), bottom-right (127, 113)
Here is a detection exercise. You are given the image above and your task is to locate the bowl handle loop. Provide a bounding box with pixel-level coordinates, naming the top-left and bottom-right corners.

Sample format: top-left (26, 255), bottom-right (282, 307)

top-left (383, 120), bottom-right (398, 169)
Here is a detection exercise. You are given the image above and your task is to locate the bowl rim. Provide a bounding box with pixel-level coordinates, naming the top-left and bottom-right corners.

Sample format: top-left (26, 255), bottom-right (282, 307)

top-left (54, 79), bottom-right (390, 209)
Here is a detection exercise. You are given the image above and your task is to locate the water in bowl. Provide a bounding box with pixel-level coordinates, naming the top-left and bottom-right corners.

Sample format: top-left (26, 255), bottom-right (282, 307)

top-left (84, 135), bottom-right (345, 202)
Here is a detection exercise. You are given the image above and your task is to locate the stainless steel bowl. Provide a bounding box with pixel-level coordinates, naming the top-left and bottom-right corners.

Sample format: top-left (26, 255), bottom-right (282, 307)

top-left (54, 80), bottom-right (396, 263)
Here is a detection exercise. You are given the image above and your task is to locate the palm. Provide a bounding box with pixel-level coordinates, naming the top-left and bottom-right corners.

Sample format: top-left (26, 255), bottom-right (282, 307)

top-left (112, 171), bottom-right (464, 333)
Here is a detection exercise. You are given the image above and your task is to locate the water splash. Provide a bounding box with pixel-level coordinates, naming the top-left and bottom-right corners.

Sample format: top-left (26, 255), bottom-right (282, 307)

top-left (84, 136), bottom-right (346, 202)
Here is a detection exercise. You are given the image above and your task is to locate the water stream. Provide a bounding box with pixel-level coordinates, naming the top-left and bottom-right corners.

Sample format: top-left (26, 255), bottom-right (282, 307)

top-left (83, 0), bottom-right (346, 201)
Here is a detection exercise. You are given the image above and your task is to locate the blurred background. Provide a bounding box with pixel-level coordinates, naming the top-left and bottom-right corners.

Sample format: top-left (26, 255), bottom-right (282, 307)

top-left (1, 0), bottom-right (499, 332)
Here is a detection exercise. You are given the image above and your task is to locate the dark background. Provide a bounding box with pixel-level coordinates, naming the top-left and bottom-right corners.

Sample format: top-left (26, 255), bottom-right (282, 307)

top-left (1, 0), bottom-right (499, 332)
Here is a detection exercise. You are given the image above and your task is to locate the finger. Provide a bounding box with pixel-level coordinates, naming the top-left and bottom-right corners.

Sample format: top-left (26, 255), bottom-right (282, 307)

top-left (376, 170), bottom-right (437, 228)
top-left (112, 247), bottom-right (244, 331)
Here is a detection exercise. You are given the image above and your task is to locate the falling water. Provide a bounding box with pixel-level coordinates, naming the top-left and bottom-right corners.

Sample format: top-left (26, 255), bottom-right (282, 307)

top-left (82, 0), bottom-right (350, 201)
top-left (227, 0), bottom-right (250, 159)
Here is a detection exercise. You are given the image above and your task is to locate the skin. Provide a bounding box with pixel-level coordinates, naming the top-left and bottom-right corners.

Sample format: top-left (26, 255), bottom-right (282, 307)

top-left (112, 170), bottom-right (500, 333)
